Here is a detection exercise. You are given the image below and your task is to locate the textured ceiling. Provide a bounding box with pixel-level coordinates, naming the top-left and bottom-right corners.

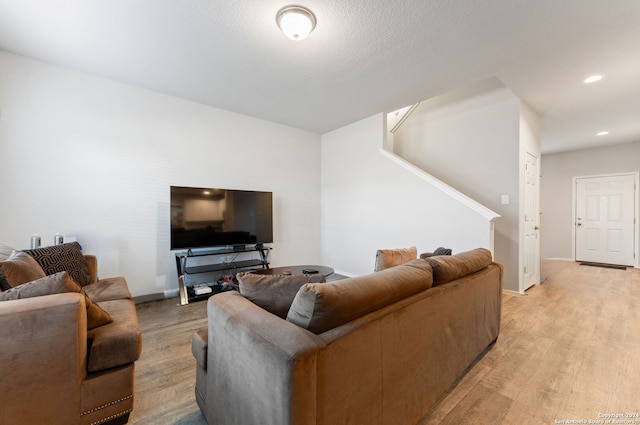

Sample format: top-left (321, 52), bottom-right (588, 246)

top-left (0, 0), bottom-right (639, 153)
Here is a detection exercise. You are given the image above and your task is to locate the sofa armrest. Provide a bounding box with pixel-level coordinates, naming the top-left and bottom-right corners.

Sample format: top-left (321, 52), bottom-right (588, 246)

top-left (84, 254), bottom-right (98, 284)
top-left (205, 291), bottom-right (326, 425)
top-left (0, 293), bottom-right (88, 425)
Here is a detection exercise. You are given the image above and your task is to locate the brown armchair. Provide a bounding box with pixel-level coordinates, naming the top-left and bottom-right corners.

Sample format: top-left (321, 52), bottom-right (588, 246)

top-left (0, 246), bottom-right (141, 425)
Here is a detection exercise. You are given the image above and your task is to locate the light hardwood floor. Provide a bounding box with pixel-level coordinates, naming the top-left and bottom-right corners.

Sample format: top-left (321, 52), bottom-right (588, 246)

top-left (130, 261), bottom-right (640, 424)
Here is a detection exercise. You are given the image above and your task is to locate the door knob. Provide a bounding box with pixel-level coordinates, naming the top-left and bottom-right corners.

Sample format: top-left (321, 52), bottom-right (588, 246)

top-left (534, 226), bottom-right (539, 230)
top-left (576, 223), bottom-right (582, 227)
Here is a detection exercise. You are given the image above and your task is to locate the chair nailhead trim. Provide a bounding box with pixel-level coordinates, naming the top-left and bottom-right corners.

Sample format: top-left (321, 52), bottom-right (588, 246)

top-left (89, 409), bottom-right (132, 425)
top-left (81, 394), bottom-right (133, 416)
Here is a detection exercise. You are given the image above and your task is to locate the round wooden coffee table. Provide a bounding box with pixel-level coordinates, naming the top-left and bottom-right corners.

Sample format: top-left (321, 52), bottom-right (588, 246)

top-left (253, 265), bottom-right (334, 278)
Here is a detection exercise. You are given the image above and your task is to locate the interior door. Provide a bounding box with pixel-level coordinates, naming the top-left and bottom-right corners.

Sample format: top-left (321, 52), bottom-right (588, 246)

top-left (575, 174), bottom-right (636, 266)
top-left (523, 152), bottom-right (539, 291)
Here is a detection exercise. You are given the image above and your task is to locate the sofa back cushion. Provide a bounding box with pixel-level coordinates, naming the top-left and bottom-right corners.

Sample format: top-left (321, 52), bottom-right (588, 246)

top-left (287, 259), bottom-right (433, 334)
top-left (0, 251), bottom-right (46, 288)
top-left (425, 248), bottom-right (493, 286)
top-left (374, 246), bottom-right (417, 272)
top-left (83, 276), bottom-right (133, 303)
top-left (237, 272), bottom-right (325, 318)
top-left (23, 242), bottom-right (92, 287)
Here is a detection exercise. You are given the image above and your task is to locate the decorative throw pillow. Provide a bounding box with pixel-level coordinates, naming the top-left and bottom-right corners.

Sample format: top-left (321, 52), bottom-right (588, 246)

top-left (0, 271), bottom-right (112, 330)
top-left (23, 242), bottom-right (91, 287)
top-left (0, 269), bottom-right (10, 291)
top-left (0, 242), bottom-right (15, 261)
top-left (237, 272), bottom-right (325, 319)
top-left (374, 246), bottom-right (417, 272)
top-left (433, 247), bottom-right (452, 256)
top-left (0, 251), bottom-right (46, 287)
top-left (425, 248), bottom-right (493, 286)
top-left (420, 247), bottom-right (453, 258)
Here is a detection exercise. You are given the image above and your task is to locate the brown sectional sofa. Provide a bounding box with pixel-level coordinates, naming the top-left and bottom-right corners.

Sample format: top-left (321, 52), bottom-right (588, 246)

top-left (192, 248), bottom-right (503, 425)
top-left (0, 245), bottom-right (141, 425)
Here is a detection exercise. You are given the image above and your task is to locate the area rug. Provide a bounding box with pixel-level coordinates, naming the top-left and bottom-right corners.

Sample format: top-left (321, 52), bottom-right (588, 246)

top-left (579, 262), bottom-right (627, 270)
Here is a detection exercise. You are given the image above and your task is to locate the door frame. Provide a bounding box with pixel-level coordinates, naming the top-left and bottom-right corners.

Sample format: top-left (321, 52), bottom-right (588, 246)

top-left (572, 172), bottom-right (639, 268)
top-left (522, 151), bottom-right (540, 292)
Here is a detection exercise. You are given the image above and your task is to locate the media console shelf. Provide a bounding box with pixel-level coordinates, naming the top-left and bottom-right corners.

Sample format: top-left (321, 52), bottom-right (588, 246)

top-left (175, 245), bottom-right (271, 305)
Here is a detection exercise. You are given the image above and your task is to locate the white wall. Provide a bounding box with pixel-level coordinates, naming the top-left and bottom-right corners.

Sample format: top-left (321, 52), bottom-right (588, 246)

top-left (391, 81), bottom-right (523, 291)
top-left (320, 114), bottom-right (492, 276)
top-left (541, 141), bottom-right (640, 260)
top-left (0, 51), bottom-right (322, 297)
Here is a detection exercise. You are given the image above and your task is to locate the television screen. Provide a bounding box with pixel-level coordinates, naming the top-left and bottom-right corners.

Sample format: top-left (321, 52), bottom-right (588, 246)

top-left (170, 186), bottom-right (273, 250)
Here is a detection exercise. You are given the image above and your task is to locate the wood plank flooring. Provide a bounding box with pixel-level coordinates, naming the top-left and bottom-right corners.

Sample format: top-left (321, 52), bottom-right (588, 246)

top-left (418, 260), bottom-right (640, 425)
top-left (129, 295), bottom-right (208, 425)
top-left (130, 261), bottom-right (640, 424)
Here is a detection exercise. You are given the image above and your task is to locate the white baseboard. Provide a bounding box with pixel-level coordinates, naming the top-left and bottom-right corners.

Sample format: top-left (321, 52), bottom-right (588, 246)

top-left (502, 289), bottom-right (526, 296)
top-left (133, 288), bottom-right (180, 304)
top-left (164, 288), bottom-right (180, 298)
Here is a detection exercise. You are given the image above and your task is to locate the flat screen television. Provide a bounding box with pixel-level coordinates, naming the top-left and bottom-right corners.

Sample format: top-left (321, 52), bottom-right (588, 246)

top-left (170, 186), bottom-right (273, 250)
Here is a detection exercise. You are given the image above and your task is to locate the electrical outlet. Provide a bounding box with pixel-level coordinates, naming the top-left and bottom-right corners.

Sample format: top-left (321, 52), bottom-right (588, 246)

top-left (501, 194), bottom-right (509, 205)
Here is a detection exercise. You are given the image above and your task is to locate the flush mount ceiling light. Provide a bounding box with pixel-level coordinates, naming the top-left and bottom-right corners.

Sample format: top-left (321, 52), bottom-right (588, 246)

top-left (597, 131), bottom-right (609, 136)
top-left (583, 75), bottom-right (604, 84)
top-left (276, 5), bottom-right (316, 41)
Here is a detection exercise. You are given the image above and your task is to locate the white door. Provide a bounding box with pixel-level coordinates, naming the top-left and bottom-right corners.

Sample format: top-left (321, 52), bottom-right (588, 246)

top-left (575, 174), bottom-right (636, 266)
top-left (523, 152), bottom-right (539, 291)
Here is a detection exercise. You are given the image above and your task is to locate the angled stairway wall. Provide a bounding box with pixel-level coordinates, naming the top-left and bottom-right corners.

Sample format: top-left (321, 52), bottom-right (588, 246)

top-left (390, 79), bottom-right (540, 292)
top-left (320, 79), bottom-right (540, 292)
top-left (320, 113), bottom-right (500, 279)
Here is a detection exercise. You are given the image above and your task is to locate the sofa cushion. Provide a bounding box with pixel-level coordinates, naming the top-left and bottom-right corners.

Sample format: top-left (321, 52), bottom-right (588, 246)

top-left (192, 327), bottom-right (208, 370)
top-left (0, 251), bottom-right (46, 287)
top-left (0, 269), bottom-right (10, 291)
top-left (237, 272), bottom-right (325, 318)
top-left (83, 277), bottom-right (132, 302)
top-left (374, 246), bottom-right (417, 272)
top-left (23, 242), bottom-right (92, 287)
top-left (0, 271), bottom-right (113, 330)
top-left (287, 259), bottom-right (433, 334)
top-left (87, 299), bottom-right (142, 373)
top-left (425, 248), bottom-right (493, 286)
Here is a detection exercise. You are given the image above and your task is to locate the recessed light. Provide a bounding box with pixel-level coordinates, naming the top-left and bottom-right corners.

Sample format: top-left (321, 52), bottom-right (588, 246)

top-left (596, 131), bottom-right (609, 136)
top-left (584, 75), bottom-right (603, 84)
